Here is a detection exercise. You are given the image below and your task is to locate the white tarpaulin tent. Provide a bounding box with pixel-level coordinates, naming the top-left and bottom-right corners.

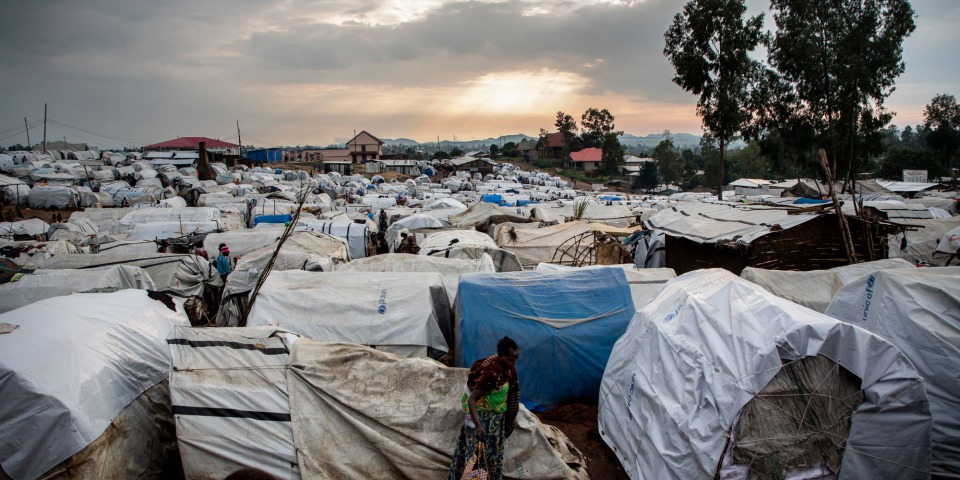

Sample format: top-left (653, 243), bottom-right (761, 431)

top-left (293, 219), bottom-right (370, 259)
top-left (0, 265), bottom-right (156, 313)
top-left (224, 231), bottom-right (351, 297)
top-left (420, 230), bottom-right (523, 272)
top-left (0, 290), bottom-right (188, 480)
top-left (334, 253), bottom-right (496, 304)
top-left (887, 217), bottom-right (960, 267)
top-left (599, 269), bottom-right (932, 480)
top-left (0, 218), bottom-right (49, 239)
top-left (286, 341), bottom-right (588, 479)
top-left (0, 240), bottom-right (81, 267)
top-left (168, 333), bottom-right (588, 480)
top-left (246, 271), bottom-right (451, 358)
top-left (826, 267), bottom-right (960, 476)
top-left (168, 326), bottom-right (301, 479)
top-left (42, 253), bottom-right (220, 296)
top-left (740, 258), bottom-right (915, 313)
top-left (493, 220), bottom-right (594, 269)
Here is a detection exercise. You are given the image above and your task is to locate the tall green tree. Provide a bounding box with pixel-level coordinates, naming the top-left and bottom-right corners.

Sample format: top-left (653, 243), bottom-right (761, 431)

top-left (769, 0), bottom-right (916, 186)
top-left (652, 136), bottom-right (683, 189)
top-left (581, 108), bottom-right (618, 148)
top-left (922, 94), bottom-right (960, 177)
top-left (599, 132), bottom-right (626, 177)
top-left (665, 0), bottom-right (764, 199)
top-left (554, 111), bottom-right (579, 151)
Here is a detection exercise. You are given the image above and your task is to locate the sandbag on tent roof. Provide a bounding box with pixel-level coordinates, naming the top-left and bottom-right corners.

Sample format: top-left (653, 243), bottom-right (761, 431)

top-left (286, 341), bottom-right (588, 479)
top-left (458, 268), bottom-right (635, 410)
top-left (535, 263), bottom-right (676, 311)
top-left (493, 220), bottom-right (594, 270)
top-left (740, 258), bottom-right (915, 312)
top-left (0, 290), bottom-right (188, 480)
top-left (334, 252), bottom-right (495, 304)
top-left (168, 326), bottom-right (301, 479)
top-left (247, 271), bottom-right (451, 358)
top-left (826, 267), bottom-right (960, 476)
top-left (42, 253), bottom-right (220, 296)
top-left (420, 229), bottom-right (523, 272)
top-left (0, 265), bottom-right (156, 313)
top-left (599, 269), bottom-right (932, 480)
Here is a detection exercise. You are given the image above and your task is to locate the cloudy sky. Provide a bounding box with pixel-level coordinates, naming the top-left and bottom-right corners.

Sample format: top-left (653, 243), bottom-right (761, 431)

top-left (1, 0), bottom-right (957, 148)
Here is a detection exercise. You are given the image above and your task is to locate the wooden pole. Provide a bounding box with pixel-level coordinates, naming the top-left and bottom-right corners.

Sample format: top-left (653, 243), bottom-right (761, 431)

top-left (23, 118), bottom-right (30, 149)
top-left (236, 120), bottom-right (242, 159)
top-left (818, 148), bottom-right (857, 264)
top-left (42, 103), bottom-right (47, 152)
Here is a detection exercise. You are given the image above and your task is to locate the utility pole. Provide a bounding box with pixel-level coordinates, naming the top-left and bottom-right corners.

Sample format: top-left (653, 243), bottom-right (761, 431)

top-left (236, 120), bottom-right (242, 158)
top-left (23, 118), bottom-right (30, 150)
top-left (42, 103), bottom-right (47, 152)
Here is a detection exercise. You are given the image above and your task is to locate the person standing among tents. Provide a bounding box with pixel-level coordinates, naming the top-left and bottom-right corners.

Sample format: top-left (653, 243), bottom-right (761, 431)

top-left (216, 244), bottom-right (231, 284)
top-left (378, 209), bottom-right (388, 232)
top-left (448, 337), bottom-right (521, 480)
top-left (397, 231), bottom-right (420, 254)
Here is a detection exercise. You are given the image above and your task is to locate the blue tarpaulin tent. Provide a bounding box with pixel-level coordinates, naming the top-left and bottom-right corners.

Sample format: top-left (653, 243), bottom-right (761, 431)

top-left (481, 194), bottom-right (504, 205)
top-left (794, 197), bottom-right (830, 204)
top-left (457, 268), bottom-right (635, 410)
top-left (252, 214), bottom-right (292, 226)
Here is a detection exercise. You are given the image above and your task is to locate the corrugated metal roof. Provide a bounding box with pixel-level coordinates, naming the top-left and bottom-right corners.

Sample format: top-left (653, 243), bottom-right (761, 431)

top-left (645, 202), bottom-right (821, 244)
top-left (570, 148), bottom-right (602, 162)
top-left (143, 137), bottom-right (237, 149)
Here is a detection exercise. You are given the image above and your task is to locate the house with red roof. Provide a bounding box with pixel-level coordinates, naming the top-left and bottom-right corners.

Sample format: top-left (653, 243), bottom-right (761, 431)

top-left (568, 147), bottom-right (602, 173)
top-left (536, 132), bottom-right (564, 159)
top-left (143, 136), bottom-right (239, 154)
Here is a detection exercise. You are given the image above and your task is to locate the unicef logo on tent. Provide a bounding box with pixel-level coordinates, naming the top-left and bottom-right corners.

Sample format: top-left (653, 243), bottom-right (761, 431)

top-left (377, 289), bottom-right (387, 314)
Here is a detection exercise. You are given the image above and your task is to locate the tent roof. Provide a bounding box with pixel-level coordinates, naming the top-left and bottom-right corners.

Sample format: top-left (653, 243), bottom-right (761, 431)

top-left (645, 202), bottom-right (820, 244)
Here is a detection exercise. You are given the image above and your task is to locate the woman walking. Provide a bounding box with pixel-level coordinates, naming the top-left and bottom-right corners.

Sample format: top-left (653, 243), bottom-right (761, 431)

top-left (448, 337), bottom-right (520, 480)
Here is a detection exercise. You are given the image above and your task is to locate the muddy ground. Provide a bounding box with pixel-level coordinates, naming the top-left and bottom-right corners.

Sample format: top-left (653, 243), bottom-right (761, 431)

top-left (536, 404), bottom-right (629, 479)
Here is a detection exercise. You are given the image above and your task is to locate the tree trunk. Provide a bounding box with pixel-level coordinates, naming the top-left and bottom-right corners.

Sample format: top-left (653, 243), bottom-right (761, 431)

top-left (718, 136), bottom-right (725, 201)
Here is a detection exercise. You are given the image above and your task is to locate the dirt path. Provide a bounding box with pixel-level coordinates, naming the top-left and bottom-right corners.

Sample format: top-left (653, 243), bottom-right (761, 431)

top-left (535, 404), bottom-right (629, 479)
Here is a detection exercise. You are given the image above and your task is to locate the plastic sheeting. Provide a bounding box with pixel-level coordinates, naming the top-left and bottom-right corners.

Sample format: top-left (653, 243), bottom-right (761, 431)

top-left (420, 229), bottom-right (524, 272)
top-left (740, 258), bottom-right (915, 313)
top-left (599, 269), bottom-right (932, 480)
top-left (0, 218), bottom-right (49, 239)
top-left (124, 221), bottom-right (222, 241)
top-left (223, 232), bottom-right (351, 297)
top-left (286, 341), bottom-right (588, 480)
top-left (0, 290), bottom-right (188, 480)
top-left (335, 253), bottom-right (495, 305)
top-left (168, 327), bottom-right (301, 479)
top-left (247, 271), bottom-right (451, 356)
top-left (0, 265), bottom-right (156, 313)
top-left (826, 267), bottom-right (960, 475)
top-left (28, 185), bottom-right (79, 209)
top-left (449, 202), bottom-right (530, 232)
top-left (457, 268), bottom-right (635, 410)
top-left (295, 219), bottom-right (370, 260)
top-left (493, 221), bottom-right (594, 270)
top-left (534, 263), bottom-right (676, 311)
top-left (42, 253), bottom-right (220, 296)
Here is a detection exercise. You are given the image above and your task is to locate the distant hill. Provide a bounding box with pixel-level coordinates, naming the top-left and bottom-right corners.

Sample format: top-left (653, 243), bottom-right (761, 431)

top-left (383, 132), bottom-right (703, 149)
top-left (620, 133), bottom-right (702, 148)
